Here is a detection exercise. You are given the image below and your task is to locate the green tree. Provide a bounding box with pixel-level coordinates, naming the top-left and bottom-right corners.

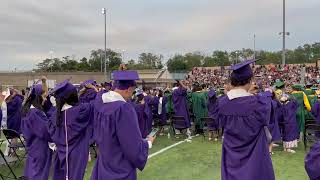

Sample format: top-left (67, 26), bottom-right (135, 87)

top-left (51, 58), bottom-right (63, 72)
top-left (78, 57), bottom-right (89, 71)
top-left (203, 56), bottom-right (216, 67)
top-left (212, 51), bottom-right (230, 66)
top-left (167, 55), bottom-right (188, 72)
top-left (184, 52), bottom-right (203, 70)
top-left (138, 53), bottom-right (163, 69)
top-left (36, 58), bottom-right (53, 72)
top-left (107, 49), bottom-right (122, 70)
top-left (60, 56), bottom-right (78, 71)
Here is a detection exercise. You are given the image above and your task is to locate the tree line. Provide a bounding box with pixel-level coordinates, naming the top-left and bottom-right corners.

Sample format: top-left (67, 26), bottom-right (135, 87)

top-left (36, 49), bottom-right (163, 72)
top-left (36, 42), bottom-right (320, 72)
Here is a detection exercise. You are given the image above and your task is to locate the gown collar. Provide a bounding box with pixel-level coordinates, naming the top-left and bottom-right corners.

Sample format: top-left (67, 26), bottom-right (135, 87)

top-left (102, 91), bottom-right (126, 103)
top-left (227, 88), bottom-right (252, 100)
top-left (61, 104), bottom-right (73, 111)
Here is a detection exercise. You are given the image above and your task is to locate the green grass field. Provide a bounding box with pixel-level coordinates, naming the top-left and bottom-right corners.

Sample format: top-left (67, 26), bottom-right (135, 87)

top-left (1, 134), bottom-right (310, 180)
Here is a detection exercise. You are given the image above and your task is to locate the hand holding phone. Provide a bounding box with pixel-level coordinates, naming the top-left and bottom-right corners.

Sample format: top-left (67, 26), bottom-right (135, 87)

top-left (148, 128), bottom-right (159, 137)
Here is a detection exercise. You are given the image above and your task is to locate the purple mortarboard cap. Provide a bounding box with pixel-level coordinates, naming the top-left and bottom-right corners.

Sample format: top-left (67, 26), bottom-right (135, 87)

top-left (208, 89), bottom-right (216, 98)
top-left (104, 82), bottom-right (112, 87)
top-left (32, 84), bottom-right (43, 96)
top-left (230, 59), bottom-right (258, 81)
top-left (50, 79), bottom-right (77, 98)
top-left (80, 79), bottom-right (96, 88)
top-left (112, 70), bottom-right (139, 90)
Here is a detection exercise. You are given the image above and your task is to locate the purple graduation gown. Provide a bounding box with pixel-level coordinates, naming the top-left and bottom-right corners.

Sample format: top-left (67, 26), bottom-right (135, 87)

top-left (259, 92), bottom-right (281, 142)
top-left (7, 95), bottom-right (23, 133)
top-left (0, 110), bottom-right (2, 127)
top-left (311, 101), bottom-right (320, 122)
top-left (46, 106), bottom-right (56, 119)
top-left (282, 100), bottom-right (299, 141)
top-left (311, 101), bottom-right (320, 138)
top-left (144, 95), bottom-right (156, 133)
top-left (153, 96), bottom-right (168, 126)
top-left (21, 108), bottom-right (52, 180)
top-left (172, 87), bottom-right (191, 129)
top-left (91, 98), bottom-right (149, 180)
top-left (270, 100), bottom-right (282, 141)
top-left (305, 141), bottom-right (320, 180)
top-left (79, 89), bottom-right (97, 103)
top-left (134, 103), bottom-right (149, 138)
top-left (47, 103), bottom-right (93, 180)
top-left (207, 94), bottom-right (220, 131)
top-left (217, 95), bottom-right (275, 180)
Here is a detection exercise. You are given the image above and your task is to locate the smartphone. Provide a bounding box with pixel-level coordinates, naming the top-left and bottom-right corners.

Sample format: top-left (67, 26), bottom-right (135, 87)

top-left (148, 128), bottom-right (159, 137)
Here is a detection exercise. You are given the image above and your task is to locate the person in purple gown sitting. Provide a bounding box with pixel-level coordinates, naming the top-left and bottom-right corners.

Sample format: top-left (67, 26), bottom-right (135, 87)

top-left (214, 59), bottom-right (275, 180)
top-left (91, 67), bottom-right (155, 180)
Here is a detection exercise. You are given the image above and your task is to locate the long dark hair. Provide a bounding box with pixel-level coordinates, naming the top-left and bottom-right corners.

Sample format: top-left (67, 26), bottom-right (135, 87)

top-left (158, 90), bottom-right (163, 98)
top-left (55, 90), bottom-right (79, 127)
top-left (22, 92), bottom-right (44, 117)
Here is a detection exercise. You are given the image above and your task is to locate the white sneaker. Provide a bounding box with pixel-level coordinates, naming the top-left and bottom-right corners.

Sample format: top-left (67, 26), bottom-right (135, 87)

top-left (285, 149), bottom-right (296, 153)
top-left (272, 144), bottom-right (280, 147)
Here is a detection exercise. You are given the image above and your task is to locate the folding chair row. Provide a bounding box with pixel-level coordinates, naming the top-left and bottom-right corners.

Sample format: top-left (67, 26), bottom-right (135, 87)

top-left (304, 119), bottom-right (320, 150)
top-left (0, 149), bottom-right (18, 179)
top-left (2, 129), bottom-right (27, 163)
top-left (170, 116), bottom-right (189, 138)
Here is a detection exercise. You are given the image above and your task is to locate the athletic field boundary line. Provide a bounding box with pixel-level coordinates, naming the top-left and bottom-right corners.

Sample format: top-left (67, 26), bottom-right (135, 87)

top-left (148, 135), bottom-right (197, 159)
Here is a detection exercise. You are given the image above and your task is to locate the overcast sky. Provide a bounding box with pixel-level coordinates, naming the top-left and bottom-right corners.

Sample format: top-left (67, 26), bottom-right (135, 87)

top-left (1, 0), bottom-right (319, 71)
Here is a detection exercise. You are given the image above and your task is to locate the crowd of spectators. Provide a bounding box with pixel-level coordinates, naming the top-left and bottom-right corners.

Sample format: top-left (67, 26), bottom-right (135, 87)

top-left (186, 64), bottom-right (320, 89)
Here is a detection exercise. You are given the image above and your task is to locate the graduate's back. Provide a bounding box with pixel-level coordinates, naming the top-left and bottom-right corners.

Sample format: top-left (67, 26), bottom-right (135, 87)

top-left (91, 91), bottom-right (149, 180)
top-left (218, 94), bottom-right (275, 180)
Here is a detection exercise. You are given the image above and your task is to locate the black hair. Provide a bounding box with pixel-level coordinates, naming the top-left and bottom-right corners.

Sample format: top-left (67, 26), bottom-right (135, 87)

top-left (55, 90), bottom-right (79, 127)
top-left (230, 75), bottom-right (252, 87)
top-left (209, 94), bottom-right (217, 104)
top-left (22, 92), bottom-right (44, 117)
top-left (201, 84), bottom-right (207, 89)
top-left (158, 90), bottom-right (163, 97)
top-left (271, 91), bottom-right (276, 100)
top-left (21, 89), bottom-right (26, 96)
top-left (136, 94), bottom-right (144, 103)
top-left (142, 86), bottom-right (149, 92)
top-left (193, 86), bottom-right (202, 92)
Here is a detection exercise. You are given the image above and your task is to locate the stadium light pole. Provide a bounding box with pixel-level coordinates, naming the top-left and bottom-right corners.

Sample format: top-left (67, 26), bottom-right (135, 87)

top-left (253, 34), bottom-right (256, 60)
top-left (102, 8), bottom-right (107, 80)
top-left (49, 50), bottom-right (54, 72)
top-left (122, 49), bottom-right (126, 63)
top-left (279, 0), bottom-right (289, 66)
top-left (282, 0), bottom-right (286, 65)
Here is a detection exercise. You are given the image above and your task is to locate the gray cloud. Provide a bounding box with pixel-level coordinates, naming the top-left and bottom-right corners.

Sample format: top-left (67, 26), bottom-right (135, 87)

top-left (0, 0), bottom-right (319, 71)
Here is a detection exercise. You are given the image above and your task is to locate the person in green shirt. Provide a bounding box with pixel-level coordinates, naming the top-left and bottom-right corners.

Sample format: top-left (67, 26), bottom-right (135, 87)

top-left (164, 90), bottom-right (174, 116)
top-left (191, 84), bottom-right (208, 134)
top-left (304, 83), bottom-right (315, 96)
top-left (291, 84), bottom-right (312, 139)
